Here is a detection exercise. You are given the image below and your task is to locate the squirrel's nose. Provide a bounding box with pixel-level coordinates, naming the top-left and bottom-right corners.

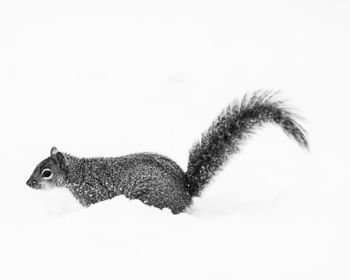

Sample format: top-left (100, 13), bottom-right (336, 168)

top-left (26, 179), bottom-right (37, 187)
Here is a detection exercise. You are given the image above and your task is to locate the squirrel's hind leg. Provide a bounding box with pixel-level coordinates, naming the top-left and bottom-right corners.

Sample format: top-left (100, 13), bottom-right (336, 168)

top-left (125, 178), bottom-right (191, 214)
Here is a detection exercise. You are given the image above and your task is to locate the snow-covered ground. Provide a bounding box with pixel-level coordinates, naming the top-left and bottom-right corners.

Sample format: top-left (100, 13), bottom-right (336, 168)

top-left (1, 0), bottom-right (349, 279)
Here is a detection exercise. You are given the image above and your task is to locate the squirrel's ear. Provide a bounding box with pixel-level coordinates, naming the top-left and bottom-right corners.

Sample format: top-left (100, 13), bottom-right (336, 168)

top-left (56, 152), bottom-right (68, 172)
top-left (51, 147), bottom-right (58, 156)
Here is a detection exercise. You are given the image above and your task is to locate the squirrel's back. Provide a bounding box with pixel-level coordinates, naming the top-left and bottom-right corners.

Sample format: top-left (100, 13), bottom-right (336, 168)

top-left (56, 152), bottom-right (191, 213)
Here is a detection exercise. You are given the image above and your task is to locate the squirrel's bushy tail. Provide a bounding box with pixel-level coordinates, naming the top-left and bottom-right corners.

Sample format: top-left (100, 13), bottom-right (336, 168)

top-left (185, 91), bottom-right (309, 197)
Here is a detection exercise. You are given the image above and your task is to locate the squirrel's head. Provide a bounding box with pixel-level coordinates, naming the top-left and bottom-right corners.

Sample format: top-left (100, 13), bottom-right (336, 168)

top-left (26, 147), bottom-right (69, 190)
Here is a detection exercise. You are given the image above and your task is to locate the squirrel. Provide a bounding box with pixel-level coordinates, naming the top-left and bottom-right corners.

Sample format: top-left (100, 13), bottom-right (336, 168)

top-left (26, 92), bottom-right (309, 214)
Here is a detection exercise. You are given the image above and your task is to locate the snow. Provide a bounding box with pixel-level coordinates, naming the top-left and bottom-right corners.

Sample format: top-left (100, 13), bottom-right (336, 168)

top-left (1, 0), bottom-right (350, 279)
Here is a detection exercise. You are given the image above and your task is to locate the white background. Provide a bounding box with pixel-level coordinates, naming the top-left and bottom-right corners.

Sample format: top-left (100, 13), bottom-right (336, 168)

top-left (0, 0), bottom-right (349, 279)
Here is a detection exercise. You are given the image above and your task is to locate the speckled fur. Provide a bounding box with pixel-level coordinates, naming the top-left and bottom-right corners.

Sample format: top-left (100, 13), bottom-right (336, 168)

top-left (185, 91), bottom-right (309, 196)
top-left (64, 153), bottom-right (191, 213)
top-left (26, 92), bottom-right (309, 214)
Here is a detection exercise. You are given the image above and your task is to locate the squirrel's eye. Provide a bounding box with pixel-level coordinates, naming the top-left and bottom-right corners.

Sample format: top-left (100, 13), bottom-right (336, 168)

top-left (42, 169), bottom-right (52, 178)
